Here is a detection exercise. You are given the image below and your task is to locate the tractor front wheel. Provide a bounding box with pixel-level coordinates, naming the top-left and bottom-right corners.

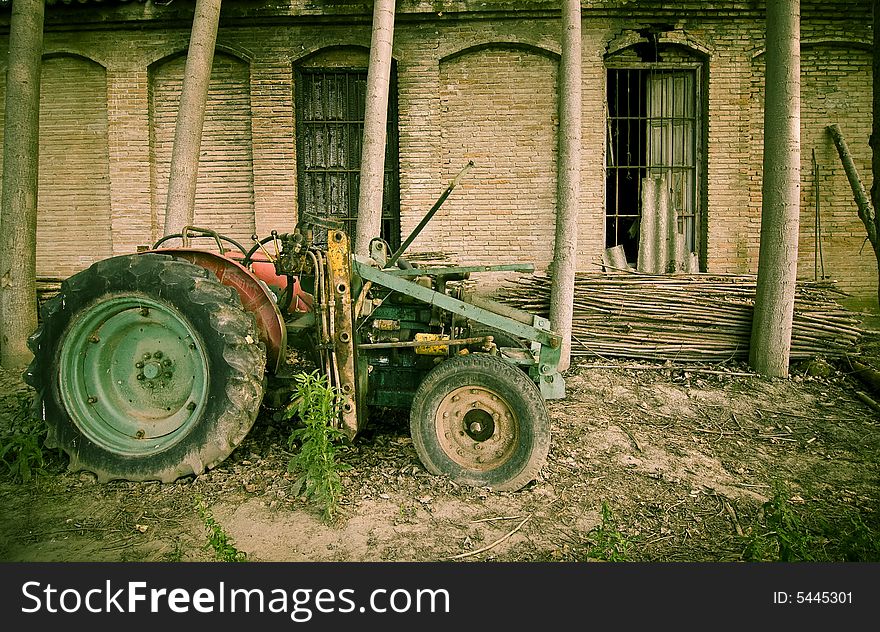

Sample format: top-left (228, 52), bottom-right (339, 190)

top-left (25, 254), bottom-right (266, 482)
top-left (409, 354), bottom-right (550, 491)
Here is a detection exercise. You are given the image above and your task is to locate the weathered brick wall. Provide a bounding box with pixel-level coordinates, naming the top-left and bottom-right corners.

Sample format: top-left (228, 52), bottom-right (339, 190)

top-left (748, 40), bottom-right (875, 296)
top-left (432, 45), bottom-right (558, 281)
top-left (800, 44), bottom-right (874, 295)
top-left (0, 1), bottom-right (875, 299)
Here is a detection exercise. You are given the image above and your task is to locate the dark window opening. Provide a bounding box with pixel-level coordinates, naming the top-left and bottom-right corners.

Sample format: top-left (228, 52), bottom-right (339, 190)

top-left (606, 65), bottom-right (701, 265)
top-left (295, 67), bottom-right (400, 249)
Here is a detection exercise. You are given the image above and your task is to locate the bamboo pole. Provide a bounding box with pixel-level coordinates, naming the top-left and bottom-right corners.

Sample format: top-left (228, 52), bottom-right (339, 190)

top-left (496, 271), bottom-right (861, 362)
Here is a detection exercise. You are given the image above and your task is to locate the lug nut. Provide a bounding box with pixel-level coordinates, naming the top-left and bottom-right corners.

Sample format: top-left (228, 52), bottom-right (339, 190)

top-left (135, 429), bottom-right (145, 439)
top-left (163, 372), bottom-right (173, 379)
top-left (154, 351), bottom-right (163, 359)
top-left (135, 362), bottom-right (144, 369)
top-left (162, 359), bottom-right (172, 367)
top-left (189, 343), bottom-right (196, 350)
top-left (143, 353), bottom-right (152, 360)
top-left (136, 374), bottom-right (145, 381)
top-left (140, 308), bottom-right (150, 317)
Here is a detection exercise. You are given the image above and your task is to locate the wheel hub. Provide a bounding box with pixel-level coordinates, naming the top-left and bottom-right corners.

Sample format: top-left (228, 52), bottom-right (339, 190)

top-left (464, 409), bottom-right (495, 441)
top-left (59, 295), bottom-right (209, 456)
top-left (436, 386), bottom-right (518, 471)
top-left (138, 351), bottom-right (175, 385)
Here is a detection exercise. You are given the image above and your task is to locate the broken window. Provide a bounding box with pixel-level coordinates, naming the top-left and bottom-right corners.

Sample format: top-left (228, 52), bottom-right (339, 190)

top-left (295, 67), bottom-right (401, 248)
top-left (606, 60), bottom-right (703, 266)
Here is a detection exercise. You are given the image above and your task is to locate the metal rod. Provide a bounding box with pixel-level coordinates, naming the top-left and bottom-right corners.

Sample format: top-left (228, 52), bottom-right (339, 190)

top-left (815, 151), bottom-right (825, 278)
top-left (358, 336), bottom-right (491, 350)
top-left (386, 160), bottom-right (474, 268)
top-left (252, 234), bottom-right (276, 263)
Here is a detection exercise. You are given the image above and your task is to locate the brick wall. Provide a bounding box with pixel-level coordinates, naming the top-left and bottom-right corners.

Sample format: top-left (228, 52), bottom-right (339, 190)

top-left (0, 1), bottom-right (875, 299)
top-left (800, 44), bottom-right (874, 294)
top-left (430, 45), bottom-right (558, 284)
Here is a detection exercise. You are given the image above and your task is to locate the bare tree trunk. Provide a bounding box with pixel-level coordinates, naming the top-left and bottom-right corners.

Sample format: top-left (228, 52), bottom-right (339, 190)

top-left (0, 0), bottom-right (45, 371)
top-left (871, 0), bottom-right (880, 307)
top-left (749, 0), bottom-right (801, 377)
top-left (354, 0), bottom-right (395, 256)
top-left (549, 0), bottom-right (582, 372)
top-left (163, 0), bottom-right (222, 237)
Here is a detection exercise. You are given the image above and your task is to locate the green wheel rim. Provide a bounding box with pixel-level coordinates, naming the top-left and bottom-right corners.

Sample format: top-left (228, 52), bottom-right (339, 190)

top-left (59, 295), bottom-right (209, 456)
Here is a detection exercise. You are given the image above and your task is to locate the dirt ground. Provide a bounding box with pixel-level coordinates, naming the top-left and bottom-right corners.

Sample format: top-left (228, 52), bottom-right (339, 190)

top-left (1, 319), bottom-right (878, 563)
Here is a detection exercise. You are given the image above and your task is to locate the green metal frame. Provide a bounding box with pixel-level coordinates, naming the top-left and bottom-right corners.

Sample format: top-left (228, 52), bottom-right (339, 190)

top-left (383, 263), bottom-right (535, 277)
top-left (352, 255), bottom-right (565, 399)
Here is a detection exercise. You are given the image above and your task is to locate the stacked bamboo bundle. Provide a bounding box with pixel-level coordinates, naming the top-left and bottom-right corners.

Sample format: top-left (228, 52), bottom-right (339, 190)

top-left (496, 272), bottom-right (863, 361)
top-left (36, 277), bottom-right (62, 310)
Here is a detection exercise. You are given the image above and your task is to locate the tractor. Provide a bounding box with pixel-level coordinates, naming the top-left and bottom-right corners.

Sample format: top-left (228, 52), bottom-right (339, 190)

top-left (24, 165), bottom-right (565, 491)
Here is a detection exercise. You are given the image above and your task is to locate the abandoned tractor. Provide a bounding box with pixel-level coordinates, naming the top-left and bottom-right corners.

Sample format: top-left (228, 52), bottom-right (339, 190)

top-left (25, 174), bottom-right (565, 491)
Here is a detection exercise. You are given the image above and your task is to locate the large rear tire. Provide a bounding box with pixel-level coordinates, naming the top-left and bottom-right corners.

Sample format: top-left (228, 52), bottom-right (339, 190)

top-left (410, 354), bottom-right (550, 491)
top-left (25, 254), bottom-right (266, 482)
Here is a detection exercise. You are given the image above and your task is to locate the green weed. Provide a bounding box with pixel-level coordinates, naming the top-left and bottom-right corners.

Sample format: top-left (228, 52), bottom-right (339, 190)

top-left (743, 482), bottom-right (879, 562)
top-left (584, 502), bottom-right (632, 562)
top-left (745, 482), bottom-right (824, 561)
top-left (284, 371), bottom-right (350, 523)
top-left (0, 398), bottom-right (46, 482)
top-left (194, 497), bottom-right (247, 562)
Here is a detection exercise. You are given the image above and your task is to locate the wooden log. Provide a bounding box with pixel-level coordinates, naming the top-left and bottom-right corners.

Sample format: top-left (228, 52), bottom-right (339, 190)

top-left (827, 123), bottom-right (878, 249)
top-left (637, 177), bottom-right (660, 273)
top-left (602, 245), bottom-right (630, 271)
top-left (848, 358), bottom-right (880, 396)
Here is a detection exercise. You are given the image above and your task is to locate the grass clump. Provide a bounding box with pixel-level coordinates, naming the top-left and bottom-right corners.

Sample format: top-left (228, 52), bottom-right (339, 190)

top-left (0, 397), bottom-right (46, 483)
top-left (194, 496), bottom-right (247, 562)
top-left (284, 371), bottom-right (350, 523)
top-left (584, 502), bottom-right (632, 562)
top-left (744, 482), bottom-right (879, 562)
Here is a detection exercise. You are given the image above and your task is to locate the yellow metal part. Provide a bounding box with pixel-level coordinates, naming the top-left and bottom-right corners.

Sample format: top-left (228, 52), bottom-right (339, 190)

top-left (325, 229), bottom-right (360, 438)
top-left (414, 333), bottom-right (450, 356)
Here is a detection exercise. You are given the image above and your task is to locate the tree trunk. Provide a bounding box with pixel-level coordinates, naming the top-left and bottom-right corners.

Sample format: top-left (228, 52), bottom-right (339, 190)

top-left (163, 0), bottom-right (222, 238)
top-left (549, 0), bottom-right (582, 372)
top-left (0, 0), bottom-right (45, 371)
top-left (354, 0), bottom-right (396, 256)
top-left (871, 0), bottom-right (880, 307)
top-left (749, 0), bottom-right (801, 377)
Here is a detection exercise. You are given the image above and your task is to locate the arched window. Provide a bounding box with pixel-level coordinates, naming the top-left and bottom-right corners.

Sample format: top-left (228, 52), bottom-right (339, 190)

top-left (149, 51), bottom-right (255, 244)
top-left (606, 43), bottom-right (706, 267)
top-left (38, 55), bottom-right (113, 277)
top-left (294, 47), bottom-right (400, 248)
